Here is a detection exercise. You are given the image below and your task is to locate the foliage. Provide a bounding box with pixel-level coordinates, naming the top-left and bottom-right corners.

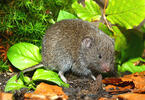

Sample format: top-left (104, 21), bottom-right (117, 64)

top-left (0, 0), bottom-right (76, 46)
top-left (106, 0), bottom-right (145, 29)
top-left (118, 57), bottom-right (145, 73)
top-left (7, 42), bottom-right (42, 70)
top-left (2, 0), bottom-right (145, 91)
top-left (0, 60), bottom-right (9, 72)
top-left (5, 68), bottom-right (69, 92)
top-left (5, 75), bottom-right (30, 92)
top-left (57, 10), bottom-right (77, 22)
top-left (141, 23), bottom-right (145, 33)
top-left (5, 42), bottom-right (69, 92)
top-left (72, 0), bottom-right (101, 21)
top-left (98, 23), bottom-right (113, 36)
top-left (114, 27), bottom-right (144, 63)
top-left (32, 69), bottom-right (69, 87)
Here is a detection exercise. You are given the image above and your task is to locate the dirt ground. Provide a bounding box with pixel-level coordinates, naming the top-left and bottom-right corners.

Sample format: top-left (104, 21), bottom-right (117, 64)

top-left (63, 73), bottom-right (110, 100)
top-left (0, 72), bottom-right (13, 92)
top-left (0, 71), bottom-right (112, 100)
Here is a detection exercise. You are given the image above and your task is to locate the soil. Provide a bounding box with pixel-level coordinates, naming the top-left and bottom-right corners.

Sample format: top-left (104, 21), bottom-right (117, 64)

top-left (0, 71), bottom-right (112, 100)
top-left (63, 73), bottom-right (111, 100)
top-left (0, 72), bottom-right (14, 92)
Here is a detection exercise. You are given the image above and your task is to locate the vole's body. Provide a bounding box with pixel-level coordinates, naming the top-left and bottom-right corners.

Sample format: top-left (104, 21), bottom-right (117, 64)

top-left (22, 19), bottom-right (114, 83)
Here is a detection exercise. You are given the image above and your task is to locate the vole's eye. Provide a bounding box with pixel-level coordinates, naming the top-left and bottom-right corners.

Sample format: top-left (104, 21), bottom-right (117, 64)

top-left (98, 54), bottom-right (102, 59)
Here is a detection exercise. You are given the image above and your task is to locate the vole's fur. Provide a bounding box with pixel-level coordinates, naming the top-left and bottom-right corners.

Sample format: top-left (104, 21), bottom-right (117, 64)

top-left (21, 19), bottom-right (115, 83)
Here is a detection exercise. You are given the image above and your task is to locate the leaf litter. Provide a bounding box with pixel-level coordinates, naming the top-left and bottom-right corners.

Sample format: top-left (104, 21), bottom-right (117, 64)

top-left (100, 71), bottom-right (145, 100)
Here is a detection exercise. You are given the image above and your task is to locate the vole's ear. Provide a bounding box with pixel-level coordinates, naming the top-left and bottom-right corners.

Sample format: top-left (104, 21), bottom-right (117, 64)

top-left (82, 37), bottom-right (92, 48)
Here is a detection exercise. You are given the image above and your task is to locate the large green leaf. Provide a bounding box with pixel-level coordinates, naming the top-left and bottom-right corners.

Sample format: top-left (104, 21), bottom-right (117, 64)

top-left (106, 0), bottom-right (145, 29)
top-left (122, 29), bottom-right (144, 61)
top-left (118, 57), bottom-right (145, 73)
top-left (57, 10), bottom-right (77, 22)
top-left (7, 42), bottom-right (42, 70)
top-left (32, 69), bottom-right (69, 88)
top-left (72, 0), bottom-right (101, 21)
top-left (113, 26), bottom-right (127, 63)
top-left (141, 23), bottom-right (145, 33)
top-left (5, 75), bottom-right (30, 92)
top-left (113, 26), bottom-right (144, 62)
top-left (113, 26), bottom-right (127, 51)
top-left (98, 23), bottom-right (113, 36)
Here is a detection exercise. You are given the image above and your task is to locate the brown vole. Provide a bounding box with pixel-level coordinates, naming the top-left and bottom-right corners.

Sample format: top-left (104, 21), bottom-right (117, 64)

top-left (20, 19), bottom-right (115, 83)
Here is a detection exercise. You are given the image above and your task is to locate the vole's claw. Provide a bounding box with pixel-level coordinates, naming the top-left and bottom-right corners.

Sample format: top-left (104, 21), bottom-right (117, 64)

top-left (68, 81), bottom-right (73, 84)
top-left (59, 71), bottom-right (67, 83)
top-left (91, 74), bottom-right (96, 80)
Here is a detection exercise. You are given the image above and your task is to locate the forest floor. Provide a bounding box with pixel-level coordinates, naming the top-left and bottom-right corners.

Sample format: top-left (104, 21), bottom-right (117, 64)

top-left (0, 71), bottom-right (108, 100)
top-left (1, 70), bottom-right (145, 100)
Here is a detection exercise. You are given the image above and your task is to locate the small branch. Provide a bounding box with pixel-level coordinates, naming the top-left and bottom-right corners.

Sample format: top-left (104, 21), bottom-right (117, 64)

top-left (103, 0), bottom-right (113, 31)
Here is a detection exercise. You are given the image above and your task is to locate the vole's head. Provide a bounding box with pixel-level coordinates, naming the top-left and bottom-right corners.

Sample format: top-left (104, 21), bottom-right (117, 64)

top-left (81, 32), bottom-right (115, 73)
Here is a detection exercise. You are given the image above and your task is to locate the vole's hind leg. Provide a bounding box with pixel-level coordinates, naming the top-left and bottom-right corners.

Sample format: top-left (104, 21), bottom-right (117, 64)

top-left (58, 71), bottom-right (67, 83)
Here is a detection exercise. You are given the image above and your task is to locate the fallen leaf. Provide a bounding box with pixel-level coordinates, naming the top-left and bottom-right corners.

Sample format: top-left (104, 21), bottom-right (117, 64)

top-left (103, 71), bottom-right (145, 94)
top-left (103, 78), bottom-right (134, 94)
top-left (104, 84), bottom-right (132, 94)
top-left (99, 97), bottom-right (116, 100)
top-left (0, 43), bottom-right (10, 61)
top-left (114, 93), bottom-right (145, 100)
top-left (121, 72), bottom-right (145, 93)
top-left (24, 82), bottom-right (68, 100)
top-left (0, 92), bottom-right (13, 100)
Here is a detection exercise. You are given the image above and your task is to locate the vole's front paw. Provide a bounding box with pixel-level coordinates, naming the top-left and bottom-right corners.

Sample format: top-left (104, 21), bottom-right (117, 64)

top-left (59, 71), bottom-right (67, 83)
top-left (91, 74), bottom-right (96, 81)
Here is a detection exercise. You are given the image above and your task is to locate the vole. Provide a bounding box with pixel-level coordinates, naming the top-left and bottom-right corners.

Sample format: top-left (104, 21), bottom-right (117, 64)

top-left (20, 19), bottom-right (115, 83)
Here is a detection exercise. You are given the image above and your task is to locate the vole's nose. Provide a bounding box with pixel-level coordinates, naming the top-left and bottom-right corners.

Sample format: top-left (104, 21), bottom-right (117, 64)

top-left (102, 63), bottom-right (110, 72)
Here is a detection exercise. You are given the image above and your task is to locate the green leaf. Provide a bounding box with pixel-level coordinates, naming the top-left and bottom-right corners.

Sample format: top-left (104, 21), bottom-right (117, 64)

top-left (32, 69), bottom-right (69, 88)
top-left (98, 23), bottom-right (113, 36)
top-left (5, 75), bottom-right (30, 92)
top-left (141, 23), bottom-right (145, 33)
top-left (57, 10), bottom-right (78, 22)
top-left (122, 29), bottom-right (144, 61)
top-left (113, 26), bottom-right (127, 51)
top-left (123, 30), bottom-right (144, 59)
top-left (118, 57), bottom-right (145, 73)
top-left (7, 42), bottom-right (42, 70)
top-left (106, 0), bottom-right (145, 29)
top-left (0, 60), bottom-right (9, 71)
top-left (113, 26), bottom-right (127, 63)
top-left (72, 0), bottom-right (101, 21)
top-left (55, 0), bottom-right (69, 6)
top-left (113, 26), bottom-right (144, 62)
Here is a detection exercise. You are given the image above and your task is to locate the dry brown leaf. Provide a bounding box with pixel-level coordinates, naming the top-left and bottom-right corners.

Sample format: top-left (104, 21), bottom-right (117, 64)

top-left (0, 92), bottom-right (13, 100)
top-left (114, 93), bottom-right (145, 100)
top-left (104, 84), bottom-right (132, 94)
top-left (102, 78), bottom-right (122, 85)
top-left (0, 43), bottom-right (10, 61)
top-left (103, 78), bottom-right (134, 94)
top-left (100, 93), bottom-right (145, 100)
top-left (24, 82), bottom-right (68, 100)
top-left (103, 71), bottom-right (145, 94)
top-left (121, 72), bottom-right (145, 93)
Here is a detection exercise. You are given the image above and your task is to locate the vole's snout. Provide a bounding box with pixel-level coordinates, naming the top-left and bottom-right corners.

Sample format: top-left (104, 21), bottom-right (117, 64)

top-left (101, 63), bottom-right (111, 73)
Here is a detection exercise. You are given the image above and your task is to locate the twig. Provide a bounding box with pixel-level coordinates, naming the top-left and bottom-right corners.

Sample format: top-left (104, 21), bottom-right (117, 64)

top-left (103, 0), bottom-right (113, 31)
